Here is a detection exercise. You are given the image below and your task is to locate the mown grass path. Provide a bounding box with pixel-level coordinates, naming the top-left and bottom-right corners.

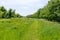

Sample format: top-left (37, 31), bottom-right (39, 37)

top-left (20, 19), bottom-right (39, 40)
top-left (0, 18), bottom-right (60, 40)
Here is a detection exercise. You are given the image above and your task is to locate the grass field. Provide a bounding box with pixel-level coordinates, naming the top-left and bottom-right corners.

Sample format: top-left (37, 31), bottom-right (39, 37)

top-left (0, 18), bottom-right (60, 40)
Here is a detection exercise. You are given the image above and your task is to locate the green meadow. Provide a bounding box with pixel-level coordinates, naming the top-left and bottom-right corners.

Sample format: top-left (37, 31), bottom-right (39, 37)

top-left (0, 18), bottom-right (60, 40)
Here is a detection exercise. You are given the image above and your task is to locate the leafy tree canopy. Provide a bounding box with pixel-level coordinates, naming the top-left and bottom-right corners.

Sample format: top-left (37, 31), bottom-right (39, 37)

top-left (0, 6), bottom-right (22, 18)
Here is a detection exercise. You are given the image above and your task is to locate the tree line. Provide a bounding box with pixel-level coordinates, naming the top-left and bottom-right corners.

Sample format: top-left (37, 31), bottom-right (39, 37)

top-left (0, 0), bottom-right (60, 22)
top-left (26, 0), bottom-right (60, 22)
top-left (0, 6), bottom-right (22, 18)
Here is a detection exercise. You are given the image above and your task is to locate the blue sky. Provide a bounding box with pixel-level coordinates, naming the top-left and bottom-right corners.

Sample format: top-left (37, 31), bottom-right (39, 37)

top-left (0, 0), bottom-right (49, 16)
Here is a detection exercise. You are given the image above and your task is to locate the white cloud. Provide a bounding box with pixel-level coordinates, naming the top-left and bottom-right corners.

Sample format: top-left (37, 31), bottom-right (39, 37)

top-left (0, 0), bottom-right (39, 5)
top-left (0, 0), bottom-right (49, 16)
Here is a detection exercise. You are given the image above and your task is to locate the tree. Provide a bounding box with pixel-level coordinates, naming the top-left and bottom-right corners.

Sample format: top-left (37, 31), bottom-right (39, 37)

top-left (11, 10), bottom-right (15, 17)
top-left (0, 6), bottom-right (6, 12)
top-left (27, 0), bottom-right (60, 22)
top-left (2, 11), bottom-right (7, 18)
top-left (15, 14), bottom-right (22, 18)
top-left (26, 9), bottom-right (41, 18)
top-left (0, 6), bottom-right (22, 18)
top-left (7, 9), bottom-right (13, 18)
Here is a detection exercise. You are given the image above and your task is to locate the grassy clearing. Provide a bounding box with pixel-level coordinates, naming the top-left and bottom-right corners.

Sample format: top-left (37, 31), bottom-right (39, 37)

top-left (0, 18), bottom-right (60, 40)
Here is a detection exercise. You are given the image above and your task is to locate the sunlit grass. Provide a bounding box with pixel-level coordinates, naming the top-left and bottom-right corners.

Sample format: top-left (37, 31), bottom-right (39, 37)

top-left (0, 18), bottom-right (60, 40)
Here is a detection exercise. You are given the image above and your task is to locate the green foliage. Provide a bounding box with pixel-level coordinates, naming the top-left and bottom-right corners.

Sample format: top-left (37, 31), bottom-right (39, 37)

top-left (26, 9), bottom-right (40, 18)
top-left (7, 9), bottom-right (13, 18)
top-left (15, 14), bottom-right (23, 18)
top-left (0, 6), bottom-right (6, 12)
top-left (0, 6), bottom-right (22, 18)
top-left (27, 0), bottom-right (60, 22)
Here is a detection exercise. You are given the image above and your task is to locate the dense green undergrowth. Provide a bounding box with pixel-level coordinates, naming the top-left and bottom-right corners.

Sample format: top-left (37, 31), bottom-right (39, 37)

top-left (0, 18), bottom-right (60, 40)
